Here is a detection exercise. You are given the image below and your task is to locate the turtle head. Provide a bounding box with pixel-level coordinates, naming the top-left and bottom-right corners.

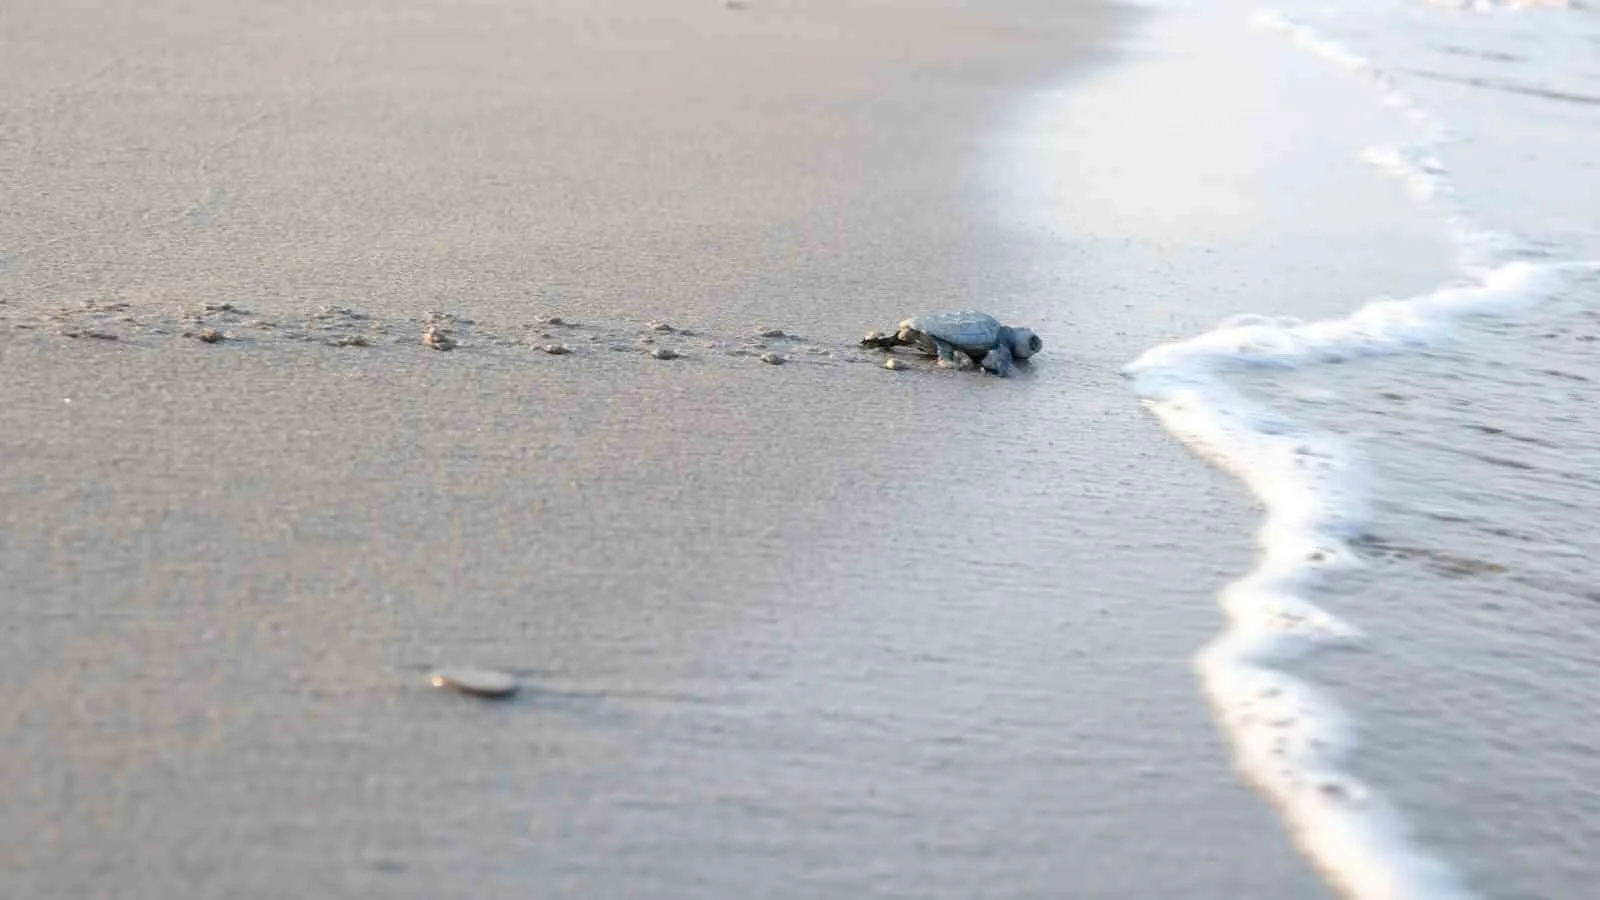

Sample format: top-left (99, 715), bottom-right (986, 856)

top-left (1007, 327), bottom-right (1043, 360)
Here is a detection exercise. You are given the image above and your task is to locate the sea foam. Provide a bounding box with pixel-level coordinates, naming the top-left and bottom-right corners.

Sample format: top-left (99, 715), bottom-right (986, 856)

top-left (1121, 264), bottom-right (1572, 899)
top-left (1125, 8), bottom-right (1595, 899)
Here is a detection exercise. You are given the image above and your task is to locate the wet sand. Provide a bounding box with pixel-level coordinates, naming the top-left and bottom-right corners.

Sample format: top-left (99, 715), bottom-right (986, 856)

top-left (0, 1), bottom-right (1356, 897)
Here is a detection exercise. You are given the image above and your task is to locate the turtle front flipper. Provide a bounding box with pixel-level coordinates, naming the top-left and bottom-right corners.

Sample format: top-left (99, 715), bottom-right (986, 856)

top-left (979, 341), bottom-right (1015, 377)
top-left (934, 339), bottom-right (974, 371)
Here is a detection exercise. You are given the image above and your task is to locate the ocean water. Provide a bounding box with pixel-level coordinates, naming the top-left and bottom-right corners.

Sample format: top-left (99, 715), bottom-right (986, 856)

top-left (1124, 0), bottom-right (1600, 897)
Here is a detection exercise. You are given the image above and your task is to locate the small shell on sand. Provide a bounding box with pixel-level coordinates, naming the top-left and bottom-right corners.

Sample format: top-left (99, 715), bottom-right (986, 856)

top-left (430, 667), bottom-right (519, 699)
top-left (884, 357), bottom-right (906, 370)
top-left (651, 346), bottom-right (680, 360)
top-left (540, 343), bottom-right (572, 355)
top-left (647, 321), bottom-right (675, 333)
top-left (423, 326), bottom-right (456, 351)
top-left (760, 352), bottom-right (785, 366)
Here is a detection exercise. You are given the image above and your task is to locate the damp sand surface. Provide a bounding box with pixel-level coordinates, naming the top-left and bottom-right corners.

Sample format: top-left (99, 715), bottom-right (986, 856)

top-left (0, 0), bottom-right (1447, 897)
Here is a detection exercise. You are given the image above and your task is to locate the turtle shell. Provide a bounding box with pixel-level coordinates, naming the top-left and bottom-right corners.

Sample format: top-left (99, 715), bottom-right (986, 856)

top-left (901, 310), bottom-right (1003, 352)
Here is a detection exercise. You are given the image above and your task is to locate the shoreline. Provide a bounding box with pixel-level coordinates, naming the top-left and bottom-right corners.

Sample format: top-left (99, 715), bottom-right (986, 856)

top-left (1025, 0), bottom-right (1488, 897)
top-left (1129, 3), bottom-right (1600, 898)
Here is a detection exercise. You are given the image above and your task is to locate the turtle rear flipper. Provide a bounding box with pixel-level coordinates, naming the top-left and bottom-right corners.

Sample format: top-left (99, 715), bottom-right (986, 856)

top-left (860, 330), bottom-right (903, 350)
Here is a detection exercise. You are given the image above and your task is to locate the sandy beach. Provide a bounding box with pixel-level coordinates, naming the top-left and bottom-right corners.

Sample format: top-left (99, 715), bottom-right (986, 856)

top-left (0, 0), bottom-right (1485, 896)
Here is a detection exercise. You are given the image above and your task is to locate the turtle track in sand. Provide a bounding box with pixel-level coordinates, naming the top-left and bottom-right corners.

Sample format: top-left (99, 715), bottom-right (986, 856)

top-left (0, 295), bottom-right (906, 372)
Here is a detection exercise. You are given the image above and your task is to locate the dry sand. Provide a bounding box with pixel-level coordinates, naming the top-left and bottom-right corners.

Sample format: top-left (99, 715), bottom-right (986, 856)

top-left (0, 1), bottom-right (1339, 897)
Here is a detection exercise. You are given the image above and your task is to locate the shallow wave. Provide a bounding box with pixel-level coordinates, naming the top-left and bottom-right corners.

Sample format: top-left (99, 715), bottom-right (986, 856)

top-left (1394, 66), bottom-right (1600, 108)
top-left (1127, 6), bottom-right (1600, 898)
top-left (1123, 257), bottom-right (1590, 900)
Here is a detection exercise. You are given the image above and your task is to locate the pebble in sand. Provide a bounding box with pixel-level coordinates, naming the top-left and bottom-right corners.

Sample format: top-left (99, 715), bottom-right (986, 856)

top-left (429, 667), bottom-right (520, 699)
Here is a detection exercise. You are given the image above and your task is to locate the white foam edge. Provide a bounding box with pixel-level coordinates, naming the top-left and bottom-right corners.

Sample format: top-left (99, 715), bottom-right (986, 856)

top-left (1126, 223), bottom-right (1599, 900)
top-left (1131, 256), bottom-right (1597, 900)
top-left (1129, 11), bottom-right (1600, 897)
top-left (1132, 339), bottom-right (1454, 898)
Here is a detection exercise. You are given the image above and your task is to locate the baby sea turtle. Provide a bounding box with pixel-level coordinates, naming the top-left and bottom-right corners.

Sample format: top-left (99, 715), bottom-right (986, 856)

top-left (861, 310), bottom-right (1041, 377)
